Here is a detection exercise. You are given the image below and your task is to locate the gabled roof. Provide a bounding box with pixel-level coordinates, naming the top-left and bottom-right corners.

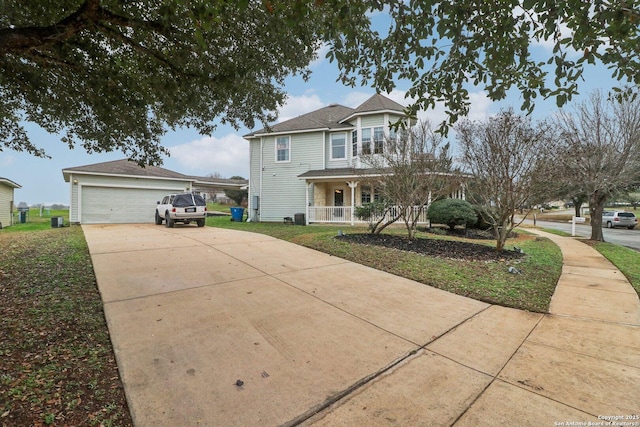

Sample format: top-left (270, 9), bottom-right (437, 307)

top-left (245, 103), bottom-right (355, 138)
top-left (244, 93), bottom-right (408, 139)
top-left (62, 159), bottom-right (188, 182)
top-left (354, 93), bottom-right (405, 114)
top-left (0, 177), bottom-right (21, 188)
top-left (339, 93), bottom-right (407, 124)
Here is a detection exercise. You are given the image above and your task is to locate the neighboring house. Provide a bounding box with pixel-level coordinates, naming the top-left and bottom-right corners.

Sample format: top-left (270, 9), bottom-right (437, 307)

top-left (0, 177), bottom-right (21, 228)
top-left (62, 159), bottom-right (245, 224)
top-left (244, 93), bottom-right (465, 224)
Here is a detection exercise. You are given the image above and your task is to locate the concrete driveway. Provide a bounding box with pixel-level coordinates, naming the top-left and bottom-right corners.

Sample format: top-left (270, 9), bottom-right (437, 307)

top-left (83, 224), bottom-right (640, 426)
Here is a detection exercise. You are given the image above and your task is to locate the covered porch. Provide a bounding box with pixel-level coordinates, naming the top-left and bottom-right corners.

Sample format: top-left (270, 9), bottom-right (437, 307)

top-left (298, 168), bottom-right (466, 226)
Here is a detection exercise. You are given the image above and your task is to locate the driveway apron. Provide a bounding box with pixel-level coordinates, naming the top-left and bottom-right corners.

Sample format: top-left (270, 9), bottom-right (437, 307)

top-left (83, 224), bottom-right (640, 426)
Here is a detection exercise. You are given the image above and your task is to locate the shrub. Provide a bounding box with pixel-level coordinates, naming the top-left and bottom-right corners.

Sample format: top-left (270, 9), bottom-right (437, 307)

top-left (428, 199), bottom-right (477, 230)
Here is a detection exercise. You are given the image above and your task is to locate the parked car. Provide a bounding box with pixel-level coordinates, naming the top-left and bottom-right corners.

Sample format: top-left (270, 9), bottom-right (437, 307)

top-left (601, 211), bottom-right (637, 229)
top-left (156, 193), bottom-right (207, 227)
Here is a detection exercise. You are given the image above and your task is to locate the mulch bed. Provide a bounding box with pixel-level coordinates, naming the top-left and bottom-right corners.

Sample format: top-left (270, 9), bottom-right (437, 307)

top-left (336, 232), bottom-right (525, 261)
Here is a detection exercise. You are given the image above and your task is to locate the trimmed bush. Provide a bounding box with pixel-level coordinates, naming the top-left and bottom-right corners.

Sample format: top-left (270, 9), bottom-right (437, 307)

top-left (428, 199), bottom-right (478, 230)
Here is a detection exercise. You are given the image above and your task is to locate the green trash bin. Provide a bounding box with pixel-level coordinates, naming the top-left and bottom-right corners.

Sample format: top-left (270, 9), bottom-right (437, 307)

top-left (19, 211), bottom-right (26, 223)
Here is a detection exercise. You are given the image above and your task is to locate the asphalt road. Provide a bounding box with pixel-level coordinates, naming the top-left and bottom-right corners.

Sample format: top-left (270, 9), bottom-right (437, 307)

top-left (527, 219), bottom-right (640, 251)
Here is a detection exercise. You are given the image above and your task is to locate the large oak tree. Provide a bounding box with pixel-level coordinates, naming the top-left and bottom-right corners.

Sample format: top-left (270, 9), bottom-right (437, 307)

top-left (2, 1), bottom-right (639, 163)
top-left (553, 91), bottom-right (640, 241)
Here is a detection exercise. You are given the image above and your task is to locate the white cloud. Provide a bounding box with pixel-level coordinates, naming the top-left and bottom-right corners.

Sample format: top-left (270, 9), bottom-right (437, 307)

top-left (277, 93), bottom-right (326, 122)
top-left (169, 134), bottom-right (249, 179)
top-left (309, 44), bottom-right (330, 69)
top-left (342, 91), bottom-right (373, 108)
top-left (0, 154), bottom-right (16, 168)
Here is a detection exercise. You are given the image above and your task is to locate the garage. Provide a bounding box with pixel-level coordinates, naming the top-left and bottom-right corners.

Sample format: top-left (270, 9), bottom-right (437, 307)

top-left (63, 159), bottom-right (246, 225)
top-left (80, 186), bottom-right (171, 224)
top-left (63, 159), bottom-right (195, 224)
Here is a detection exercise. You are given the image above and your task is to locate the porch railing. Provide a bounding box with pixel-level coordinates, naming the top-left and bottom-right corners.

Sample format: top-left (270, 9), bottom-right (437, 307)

top-left (308, 205), bottom-right (430, 225)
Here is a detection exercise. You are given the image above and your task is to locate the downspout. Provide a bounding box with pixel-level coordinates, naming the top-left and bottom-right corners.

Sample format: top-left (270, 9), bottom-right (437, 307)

top-left (259, 137), bottom-right (263, 222)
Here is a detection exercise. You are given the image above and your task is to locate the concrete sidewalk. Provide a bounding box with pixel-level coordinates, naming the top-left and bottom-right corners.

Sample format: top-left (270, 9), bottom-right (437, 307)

top-left (83, 224), bottom-right (640, 426)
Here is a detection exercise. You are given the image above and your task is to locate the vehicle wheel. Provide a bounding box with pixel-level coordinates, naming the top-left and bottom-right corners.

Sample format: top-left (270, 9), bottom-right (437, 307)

top-left (197, 218), bottom-right (205, 227)
top-left (165, 212), bottom-right (174, 228)
top-left (607, 221), bottom-right (613, 228)
top-left (155, 211), bottom-right (163, 225)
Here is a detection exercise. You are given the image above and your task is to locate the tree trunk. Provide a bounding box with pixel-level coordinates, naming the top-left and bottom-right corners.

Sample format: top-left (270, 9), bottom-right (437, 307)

top-left (589, 192), bottom-right (607, 241)
top-left (494, 222), bottom-right (509, 252)
top-left (574, 202), bottom-right (582, 218)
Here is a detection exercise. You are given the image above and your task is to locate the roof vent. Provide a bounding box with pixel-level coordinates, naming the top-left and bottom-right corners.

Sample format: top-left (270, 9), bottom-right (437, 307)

top-left (328, 103), bottom-right (338, 107)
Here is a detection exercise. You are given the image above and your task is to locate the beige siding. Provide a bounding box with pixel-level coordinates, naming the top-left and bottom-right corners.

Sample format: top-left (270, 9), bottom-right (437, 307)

top-left (0, 184), bottom-right (14, 227)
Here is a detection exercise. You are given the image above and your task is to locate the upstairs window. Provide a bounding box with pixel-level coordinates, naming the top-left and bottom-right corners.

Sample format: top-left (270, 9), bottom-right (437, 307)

top-left (373, 127), bottom-right (384, 154)
top-left (362, 128), bottom-right (372, 155)
top-left (352, 130), bottom-right (358, 157)
top-left (361, 126), bottom-right (384, 155)
top-left (276, 136), bottom-right (290, 162)
top-left (331, 133), bottom-right (346, 160)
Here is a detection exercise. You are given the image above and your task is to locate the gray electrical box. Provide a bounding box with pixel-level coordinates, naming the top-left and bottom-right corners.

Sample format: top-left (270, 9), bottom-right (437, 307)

top-left (252, 195), bottom-right (259, 210)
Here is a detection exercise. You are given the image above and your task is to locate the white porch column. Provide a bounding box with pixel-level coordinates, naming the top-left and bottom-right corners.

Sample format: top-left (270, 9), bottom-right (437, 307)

top-left (305, 181), bottom-right (310, 225)
top-left (347, 181), bottom-right (358, 226)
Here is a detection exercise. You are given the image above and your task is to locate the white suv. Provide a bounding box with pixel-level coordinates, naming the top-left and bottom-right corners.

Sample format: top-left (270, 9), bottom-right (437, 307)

top-left (156, 193), bottom-right (207, 227)
top-left (602, 210), bottom-right (637, 229)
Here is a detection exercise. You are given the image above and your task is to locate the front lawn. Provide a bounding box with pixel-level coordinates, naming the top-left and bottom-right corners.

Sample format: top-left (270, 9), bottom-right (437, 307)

top-left (0, 227), bottom-right (132, 426)
top-left (206, 216), bottom-right (563, 313)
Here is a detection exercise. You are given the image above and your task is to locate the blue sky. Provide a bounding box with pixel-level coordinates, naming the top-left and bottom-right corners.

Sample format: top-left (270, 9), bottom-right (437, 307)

top-left (1, 20), bottom-right (619, 205)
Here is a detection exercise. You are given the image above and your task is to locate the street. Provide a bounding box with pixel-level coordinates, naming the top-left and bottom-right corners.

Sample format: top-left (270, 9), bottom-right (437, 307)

top-left (525, 218), bottom-right (640, 251)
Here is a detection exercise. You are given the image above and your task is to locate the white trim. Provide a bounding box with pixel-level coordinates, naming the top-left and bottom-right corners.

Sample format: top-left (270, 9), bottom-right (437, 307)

top-left (339, 109), bottom-right (405, 124)
top-left (62, 170), bottom-right (189, 182)
top-left (329, 132), bottom-right (347, 161)
top-left (275, 135), bottom-right (291, 163)
top-left (248, 127), bottom-right (329, 138)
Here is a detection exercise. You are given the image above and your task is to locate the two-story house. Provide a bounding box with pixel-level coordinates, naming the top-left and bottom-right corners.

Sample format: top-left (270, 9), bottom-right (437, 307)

top-left (244, 93), bottom-right (465, 225)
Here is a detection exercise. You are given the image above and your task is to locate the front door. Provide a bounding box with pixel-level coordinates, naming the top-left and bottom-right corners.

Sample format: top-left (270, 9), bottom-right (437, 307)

top-left (334, 189), bottom-right (344, 218)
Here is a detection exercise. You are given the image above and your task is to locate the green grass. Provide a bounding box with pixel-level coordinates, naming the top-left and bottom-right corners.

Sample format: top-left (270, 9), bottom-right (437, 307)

top-left (2, 208), bottom-right (69, 232)
top-left (592, 242), bottom-right (640, 296)
top-left (206, 216), bottom-right (563, 312)
top-left (206, 202), bottom-right (232, 213)
top-left (0, 226), bottom-right (132, 426)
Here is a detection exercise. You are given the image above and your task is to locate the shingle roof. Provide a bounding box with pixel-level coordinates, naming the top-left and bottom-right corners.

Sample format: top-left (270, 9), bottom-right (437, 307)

top-left (353, 93), bottom-right (406, 114)
top-left (0, 177), bottom-right (21, 188)
top-left (245, 103), bottom-right (355, 137)
top-left (62, 159), bottom-right (188, 181)
top-left (297, 167), bottom-right (383, 179)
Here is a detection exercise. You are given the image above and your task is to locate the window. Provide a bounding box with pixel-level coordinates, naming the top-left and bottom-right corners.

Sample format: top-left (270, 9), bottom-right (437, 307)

top-left (361, 186), bottom-right (372, 204)
top-left (276, 136), bottom-right (290, 162)
top-left (361, 128), bottom-right (371, 155)
top-left (361, 186), bottom-right (380, 204)
top-left (352, 130), bottom-right (358, 157)
top-left (360, 126), bottom-right (384, 155)
top-left (373, 127), bottom-right (384, 154)
top-left (331, 133), bottom-right (346, 160)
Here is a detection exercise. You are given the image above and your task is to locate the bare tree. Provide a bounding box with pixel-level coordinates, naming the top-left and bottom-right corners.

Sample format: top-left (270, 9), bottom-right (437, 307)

top-left (553, 91), bottom-right (640, 241)
top-left (457, 109), bottom-right (554, 252)
top-left (360, 120), bottom-right (462, 239)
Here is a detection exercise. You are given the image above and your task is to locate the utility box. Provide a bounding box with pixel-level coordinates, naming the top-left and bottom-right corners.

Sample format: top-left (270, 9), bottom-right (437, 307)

top-left (294, 213), bottom-right (306, 226)
top-left (51, 217), bottom-right (64, 228)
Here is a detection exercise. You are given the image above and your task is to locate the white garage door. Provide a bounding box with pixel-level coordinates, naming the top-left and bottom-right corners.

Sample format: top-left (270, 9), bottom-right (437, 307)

top-left (81, 187), bottom-right (170, 224)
